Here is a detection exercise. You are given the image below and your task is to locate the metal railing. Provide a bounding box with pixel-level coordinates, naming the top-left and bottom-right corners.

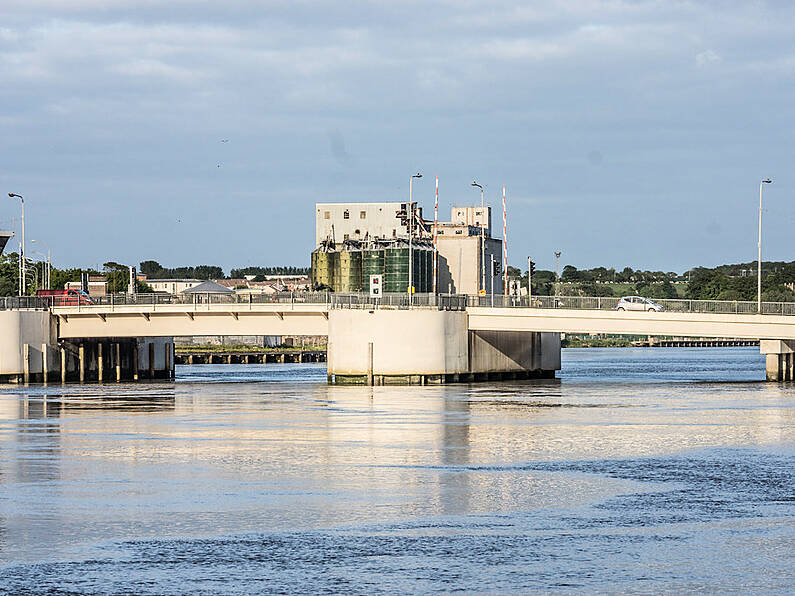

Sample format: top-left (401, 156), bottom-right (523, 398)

top-left (28, 289), bottom-right (795, 317)
top-left (0, 296), bottom-right (50, 310)
top-left (330, 293), bottom-right (467, 311)
top-left (54, 291), bottom-right (333, 308)
top-left (467, 294), bottom-right (795, 316)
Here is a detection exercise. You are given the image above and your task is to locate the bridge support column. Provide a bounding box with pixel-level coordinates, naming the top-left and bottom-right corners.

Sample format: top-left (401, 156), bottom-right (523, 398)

top-left (60, 346), bottom-right (67, 384)
top-left (327, 309), bottom-right (560, 385)
top-left (78, 344), bottom-right (85, 383)
top-left (760, 340), bottom-right (795, 382)
top-left (116, 343), bottom-right (121, 382)
top-left (98, 342), bottom-right (104, 383)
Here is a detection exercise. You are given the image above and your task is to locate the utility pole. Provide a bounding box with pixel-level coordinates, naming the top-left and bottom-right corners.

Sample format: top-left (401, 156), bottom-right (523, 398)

top-left (554, 251), bottom-right (561, 297)
top-left (471, 181), bottom-right (484, 294)
top-left (8, 193), bottom-right (25, 295)
top-left (527, 256), bottom-right (533, 305)
top-left (408, 173), bottom-right (422, 306)
top-left (758, 178), bottom-right (772, 313)
top-left (490, 254), bottom-right (495, 307)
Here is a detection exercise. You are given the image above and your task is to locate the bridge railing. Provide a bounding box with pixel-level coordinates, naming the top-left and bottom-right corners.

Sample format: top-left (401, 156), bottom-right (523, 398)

top-left (0, 296), bottom-right (50, 310)
top-left (330, 292), bottom-right (467, 311)
top-left (467, 294), bottom-right (795, 315)
top-left (65, 292), bottom-right (333, 308)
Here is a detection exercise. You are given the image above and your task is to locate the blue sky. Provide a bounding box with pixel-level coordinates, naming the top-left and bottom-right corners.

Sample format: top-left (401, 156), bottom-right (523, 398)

top-left (1, 1), bottom-right (793, 274)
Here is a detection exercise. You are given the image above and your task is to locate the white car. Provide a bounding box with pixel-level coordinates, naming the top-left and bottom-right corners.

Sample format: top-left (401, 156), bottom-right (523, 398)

top-left (616, 296), bottom-right (664, 312)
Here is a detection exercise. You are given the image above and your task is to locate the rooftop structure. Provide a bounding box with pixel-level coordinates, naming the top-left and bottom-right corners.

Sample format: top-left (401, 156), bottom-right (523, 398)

top-left (313, 202), bottom-right (501, 295)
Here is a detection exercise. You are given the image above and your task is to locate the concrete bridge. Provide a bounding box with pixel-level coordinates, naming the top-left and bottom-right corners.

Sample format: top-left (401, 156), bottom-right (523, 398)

top-left (4, 293), bottom-right (795, 383)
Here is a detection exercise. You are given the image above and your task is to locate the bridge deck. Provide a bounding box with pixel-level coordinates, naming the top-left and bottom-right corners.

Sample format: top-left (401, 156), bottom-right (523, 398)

top-left (50, 301), bottom-right (795, 341)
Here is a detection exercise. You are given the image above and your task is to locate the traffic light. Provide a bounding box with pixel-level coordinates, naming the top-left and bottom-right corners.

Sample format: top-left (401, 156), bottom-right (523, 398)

top-left (492, 260), bottom-right (501, 276)
top-left (529, 260), bottom-right (536, 276)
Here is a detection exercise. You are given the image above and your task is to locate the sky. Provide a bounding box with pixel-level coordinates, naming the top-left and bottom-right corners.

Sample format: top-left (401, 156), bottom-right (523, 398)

top-left (1, 0), bottom-right (793, 274)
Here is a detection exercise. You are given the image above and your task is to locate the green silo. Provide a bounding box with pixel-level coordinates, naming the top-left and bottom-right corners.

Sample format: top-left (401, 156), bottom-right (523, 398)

top-left (339, 249), bottom-right (363, 292)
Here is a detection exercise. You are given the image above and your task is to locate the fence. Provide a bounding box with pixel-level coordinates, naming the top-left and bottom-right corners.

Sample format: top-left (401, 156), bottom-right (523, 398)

top-left (0, 296), bottom-right (50, 310)
top-left (329, 293), bottom-right (466, 311)
top-left (467, 294), bottom-right (795, 316)
top-left (17, 290), bottom-right (795, 316)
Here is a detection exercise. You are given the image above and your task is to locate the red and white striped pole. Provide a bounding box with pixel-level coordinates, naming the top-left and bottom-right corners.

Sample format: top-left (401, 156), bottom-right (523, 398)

top-left (433, 174), bottom-right (438, 296)
top-left (502, 184), bottom-right (508, 296)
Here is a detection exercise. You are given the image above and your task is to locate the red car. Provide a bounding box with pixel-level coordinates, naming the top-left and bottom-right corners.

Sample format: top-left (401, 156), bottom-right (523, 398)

top-left (36, 289), bottom-right (94, 306)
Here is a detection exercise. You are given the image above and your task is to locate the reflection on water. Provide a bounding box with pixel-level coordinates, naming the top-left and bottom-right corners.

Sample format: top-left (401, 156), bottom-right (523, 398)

top-left (0, 350), bottom-right (793, 593)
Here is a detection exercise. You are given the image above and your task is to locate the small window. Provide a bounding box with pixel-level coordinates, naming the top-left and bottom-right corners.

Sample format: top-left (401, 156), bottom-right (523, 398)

top-left (455, 229), bottom-right (463, 235)
top-left (343, 233), bottom-right (349, 240)
top-left (360, 211), bottom-right (366, 219)
top-left (324, 211), bottom-right (330, 219)
top-left (437, 230), bottom-right (444, 235)
top-left (354, 229), bottom-right (360, 235)
top-left (343, 210), bottom-right (350, 220)
top-left (476, 210), bottom-right (482, 216)
top-left (392, 229), bottom-right (397, 237)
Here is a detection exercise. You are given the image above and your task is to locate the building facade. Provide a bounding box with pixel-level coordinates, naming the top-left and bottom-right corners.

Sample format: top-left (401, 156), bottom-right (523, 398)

top-left (314, 202), bottom-right (502, 295)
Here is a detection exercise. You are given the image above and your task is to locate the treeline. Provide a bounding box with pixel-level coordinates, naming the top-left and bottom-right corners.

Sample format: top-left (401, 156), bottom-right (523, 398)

top-left (686, 263), bottom-right (795, 301)
top-left (140, 260), bottom-right (224, 280)
top-left (0, 254), bottom-right (152, 296)
top-left (139, 261), bottom-right (309, 281)
top-left (229, 266), bottom-right (310, 278)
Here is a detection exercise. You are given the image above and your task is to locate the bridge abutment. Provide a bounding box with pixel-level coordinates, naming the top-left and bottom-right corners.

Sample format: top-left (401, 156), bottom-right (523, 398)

top-left (760, 340), bottom-right (795, 382)
top-left (0, 311), bottom-right (175, 383)
top-left (327, 309), bottom-right (560, 385)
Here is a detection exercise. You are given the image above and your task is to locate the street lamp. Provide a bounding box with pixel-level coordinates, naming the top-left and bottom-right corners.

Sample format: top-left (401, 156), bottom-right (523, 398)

top-left (408, 173), bottom-right (422, 305)
top-left (554, 251), bottom-right (562, 296)
top-left (758, 178), bottom-right (773, 313)
top-left (8, 193), bottom-right (25, 295)
top-left (471, 181), bottom-right (485, 295)
top-left (31, 239), bottom-right (51, 290)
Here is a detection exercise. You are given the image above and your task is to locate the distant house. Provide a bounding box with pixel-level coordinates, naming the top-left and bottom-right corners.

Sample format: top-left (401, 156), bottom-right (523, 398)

top-left (181, 280), bottom-right (235, 294)
top-left (145, 279), bottom-right (204, 294)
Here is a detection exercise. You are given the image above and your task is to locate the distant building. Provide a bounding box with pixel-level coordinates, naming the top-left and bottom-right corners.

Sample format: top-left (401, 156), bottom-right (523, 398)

top-left (181, 280), bottom-right (234, 294)
top-left (315, 202), bottom-right (423, 245)
top-left (313, 202), bottom-right (502, 295)
top-left (66, 276), bottom-right (108, 297)
top-left (144, 279), bottom-right (204, 294)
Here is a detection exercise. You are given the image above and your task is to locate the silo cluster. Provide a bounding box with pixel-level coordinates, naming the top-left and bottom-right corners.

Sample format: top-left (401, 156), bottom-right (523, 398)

top-left (312, 239), bottom-right (434, 293)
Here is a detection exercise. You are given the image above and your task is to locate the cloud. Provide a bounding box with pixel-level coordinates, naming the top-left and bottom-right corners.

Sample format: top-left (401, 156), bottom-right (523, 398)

top-left (1, 1), bottom-right (795, 271)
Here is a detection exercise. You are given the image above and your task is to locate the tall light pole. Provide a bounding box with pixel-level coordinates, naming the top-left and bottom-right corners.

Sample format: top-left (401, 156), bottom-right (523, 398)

top-left (31, 239), bottom-right (51, 290)
top-left (554, 251), bottom-right (561, 297)
top-left (758, 178), bottom-right (772, 313)
top-left (471, 181), bottom-right (484, 294)
top-left (408, 173), bottom-right (422, 305)
top-left (8, 193), bottom-right (25, 295)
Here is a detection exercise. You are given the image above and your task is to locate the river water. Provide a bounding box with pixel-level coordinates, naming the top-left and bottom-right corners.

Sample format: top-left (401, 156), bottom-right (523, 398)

top-left (0, 347), bottom-right (793, 594)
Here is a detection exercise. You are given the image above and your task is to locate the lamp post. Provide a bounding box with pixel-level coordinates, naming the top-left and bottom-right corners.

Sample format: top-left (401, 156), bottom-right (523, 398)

top-left (554, 251), bottom-right (561, 297)
top-left (471, 181), bottom-right (485, 295)
top-left (8, 193), bottom-right (24, 295)
top-left (758, 178), bottom-right (772, 313)
top-left (31, 240), bottom-right (51, 290)
top-left (408, 173), bottom-right (422, 305)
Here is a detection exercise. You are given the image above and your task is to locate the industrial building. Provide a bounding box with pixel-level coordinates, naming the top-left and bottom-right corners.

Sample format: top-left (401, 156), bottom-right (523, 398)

top-left (312, 201), bottom-right (502, 295)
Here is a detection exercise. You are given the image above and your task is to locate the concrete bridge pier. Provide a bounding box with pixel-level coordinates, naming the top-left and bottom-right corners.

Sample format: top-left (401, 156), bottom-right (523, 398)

top-left (760, 340), bottom-right (795, 382)
top-left (0, 309), bottom-right (175, 383)
top-left (327, 309), bottom-right (560, 385)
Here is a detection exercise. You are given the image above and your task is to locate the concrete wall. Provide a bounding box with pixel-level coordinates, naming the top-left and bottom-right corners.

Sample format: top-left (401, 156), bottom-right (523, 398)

top-left (0, 310), bottom-right (54, 379)
top-left (316, 202), bottom-right (407, 245)
top-left (437, 236), bottom-right (502, 295)
top-left (469, 331), bottom-right (561, 373)
top-left (328, 309), bottom-right (560, 383)
top-left (328, 309), bottom-right (469, 376)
